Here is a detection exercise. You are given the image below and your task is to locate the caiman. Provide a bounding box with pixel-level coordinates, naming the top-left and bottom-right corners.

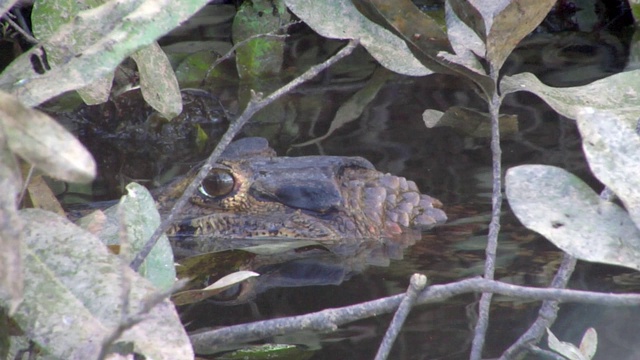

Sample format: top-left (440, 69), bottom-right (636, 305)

top-left (156, 137), bottom-right (446, 248)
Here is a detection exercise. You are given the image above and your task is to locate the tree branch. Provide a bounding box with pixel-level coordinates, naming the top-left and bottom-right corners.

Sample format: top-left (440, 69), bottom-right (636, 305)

top-left (189, 277), bottom-right (640, 353)
top-left (375, 274), bottom-right (427, 360)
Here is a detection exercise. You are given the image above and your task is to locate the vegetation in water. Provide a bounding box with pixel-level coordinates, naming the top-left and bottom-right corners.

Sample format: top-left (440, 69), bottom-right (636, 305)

top-left (1, 0), bottom-right (640, 359)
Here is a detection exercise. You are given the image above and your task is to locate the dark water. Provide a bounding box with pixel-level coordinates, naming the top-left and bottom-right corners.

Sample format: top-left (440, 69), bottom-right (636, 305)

top-left (59, 3), bottom-right (640, 359)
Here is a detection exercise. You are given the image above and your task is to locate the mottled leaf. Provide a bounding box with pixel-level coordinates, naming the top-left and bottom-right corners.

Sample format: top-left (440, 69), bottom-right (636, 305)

top-left (440, 1), bottom-right (485, 74)
top-left (0, 90), bottom-right (96, 183)
top-left (171, 271), bottom-right (259, 306)
top-left (483, 0), bottom-right (556, 70)
top-left (423, 106), bottom-right (518, 138)
top-left (356, 0), bottom-right (494, 95)
top-left (232, 0), bottom-right (290, 79)
top-left (506, 165), bottom-right (640, 270)
top-left (501, 71), bottom-right (640, 123)
top-left (577, 109), bottom-right (640, 231)
top-left (132, 43), bottom-right (183, 119)
top-left (293, 68), bottom-right (390, 147)
top-left (447, 0), bottom-right (486, 42)
top-left (0, 138), bottom-right (23, 313)
top-left (0, 0), bottom-right (211, 107)
top-left (284, 0), bottom-right (431, 76)
top-left (78, 183), bottom-right (176, 290)
top-left (15, 209), bottom-right (192, 359)
top-left (32, 0), bottom-right (114, 105)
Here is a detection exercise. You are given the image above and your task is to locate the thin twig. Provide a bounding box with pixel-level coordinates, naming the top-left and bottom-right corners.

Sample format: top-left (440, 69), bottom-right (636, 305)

top-left (1, 12), bottom-right (38, 44)
top-left (189, 277), bottom-right (640, 353)
top-left (470, 65), bottom-right (502, 360)
top-left (375, 274), bottom-right (427, 360)
top-left (498, 254), bottom-right (577, 359)
top-left (130, 39), bottom-right (360, 270)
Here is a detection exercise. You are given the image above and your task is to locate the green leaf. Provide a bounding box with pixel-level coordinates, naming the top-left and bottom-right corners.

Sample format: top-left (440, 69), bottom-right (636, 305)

top-left (77, 183), bottom-right (176, 290)
top-left (284, 0), bottom-right (431, 76)
top-left (1, 0), bottom-right (211, 107)
top-left (132, 43), bottom-right (183, 119)
top-left (577, 109), bottom-right (640, 231)
top-left (506, 165), bottom-right (640, 271)
top-left (501, 71), bottom-right (640, 123)
top-left (0, 90), bottom-right (96, 183)
top-left (232, 0), bottom-right (290, 79)
top-left (13, 209), bottom-right (192, 359)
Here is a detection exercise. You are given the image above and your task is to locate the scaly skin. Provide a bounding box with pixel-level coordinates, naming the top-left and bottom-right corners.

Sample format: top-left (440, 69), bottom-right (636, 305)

top-left (156, 138), bottom-right (446, 252)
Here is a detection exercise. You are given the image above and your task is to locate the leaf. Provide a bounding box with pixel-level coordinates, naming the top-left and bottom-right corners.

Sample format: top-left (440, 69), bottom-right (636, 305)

top-left (0, 90), bottom-right (96, 183)
top-left (547, 328), bottom-right (589, 360)
top-left (579, 328), bottom-right (598, 359)
top-left (440, 1), bottom-right (485, 74)
top-left (501, 71), bottom-right (640, 124)
top-left (293, 68), bottom-right (390, 147)
top-left (132, 43), bottom-right (183, 119)
top-left (505, 165), bottom-right (640, 271)
top-left (0, 138), bottom-right (23, 313)
top-left (422, 106), bottom-right (518, 138)
top-left (576, 109), bottom-right (640, 231)
top-left (76, 74), bottom-right (114, 105)
top-left (0, 0), bottom-right (211, 107)
top-left (171, 271), bottom-right (259, 306)
top-left (32, 0), bottom-right (115, 105)
top-left (357, 0), bottom-right (494, 96)
top-left (232, 0), bottom-right (290, 79)
top-left (77, 183), bottom-right (176, 290)
top-left (284, 0), bottom-right (431, 76)
top-left (24, 174), bottom-right (65, 216)
top-left (14, 209), bottom-right (192, 359)
top-left (484, 0), bottom-right (556, 70)
top-left (447, 0), bottom-right (486, 42)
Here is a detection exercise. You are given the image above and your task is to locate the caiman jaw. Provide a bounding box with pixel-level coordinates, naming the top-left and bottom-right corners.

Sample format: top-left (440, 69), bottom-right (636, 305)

top-left (157, 137), bottom-right (446, 247)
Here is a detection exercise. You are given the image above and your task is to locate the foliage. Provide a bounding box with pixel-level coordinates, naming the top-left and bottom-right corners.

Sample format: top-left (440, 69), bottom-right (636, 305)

top-left (0, 0), bottom-right (639, 359)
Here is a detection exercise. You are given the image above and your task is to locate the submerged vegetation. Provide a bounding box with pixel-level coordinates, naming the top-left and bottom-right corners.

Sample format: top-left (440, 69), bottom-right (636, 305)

top-left (2, 0), bottom-right (640, 359)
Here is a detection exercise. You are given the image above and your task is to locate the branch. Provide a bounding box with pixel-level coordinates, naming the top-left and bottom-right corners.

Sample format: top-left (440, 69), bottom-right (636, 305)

top-left (375, 274), bottom-right (427, 360)
top-left (470, 65), bottom-right (502, 360)
top-left (189, 277), bottom-right (640, 353)
top-left (499, 254), bottom-right (577, 359)
top-left (130, 39), bottom-right (360, 270)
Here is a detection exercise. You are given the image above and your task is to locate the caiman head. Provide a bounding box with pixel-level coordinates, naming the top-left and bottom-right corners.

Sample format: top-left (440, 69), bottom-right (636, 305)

top-left (157, 137), bottom-right (446, 247)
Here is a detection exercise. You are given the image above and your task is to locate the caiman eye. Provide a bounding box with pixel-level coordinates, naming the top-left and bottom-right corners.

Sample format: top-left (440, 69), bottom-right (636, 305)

top-left (199, 169), bottom-right (235, 198)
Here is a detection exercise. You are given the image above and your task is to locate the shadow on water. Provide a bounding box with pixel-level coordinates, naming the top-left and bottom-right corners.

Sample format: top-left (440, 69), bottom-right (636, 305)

top-left (49, 2), bottom-right (640, 359)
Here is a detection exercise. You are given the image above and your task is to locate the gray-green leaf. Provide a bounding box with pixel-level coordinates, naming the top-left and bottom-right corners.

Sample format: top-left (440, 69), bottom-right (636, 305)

top-left (506, 165), bottom-right (640, 270)
top-left (14, 209), bottom-right (192, 359)
top-left (284, 0), bottom-right (430, 76)
top-left (577, 109), bottom-right (640, 232)
top-left (0, 90), bottom-right (96, 183)
top-left (501, 71), bottom-right (640, 124)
